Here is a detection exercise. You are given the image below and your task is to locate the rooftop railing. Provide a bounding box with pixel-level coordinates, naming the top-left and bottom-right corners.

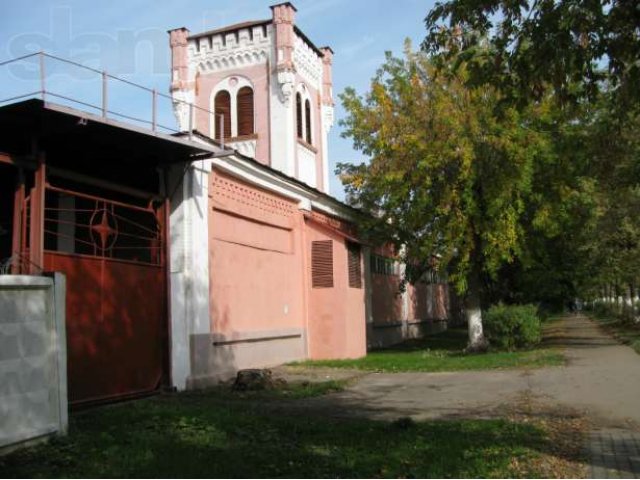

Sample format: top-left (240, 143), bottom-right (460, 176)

top-left (0, 51), bottom-right (226, 144)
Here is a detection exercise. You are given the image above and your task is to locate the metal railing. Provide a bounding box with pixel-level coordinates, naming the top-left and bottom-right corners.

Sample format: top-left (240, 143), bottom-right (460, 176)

top-left (0, 51), bottom-right (225, 144)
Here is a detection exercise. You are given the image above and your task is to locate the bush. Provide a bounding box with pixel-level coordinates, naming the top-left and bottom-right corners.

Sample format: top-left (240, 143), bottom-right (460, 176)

top-left (484, 303), bottom-right (542, 351)
top-left (591, 301), bottom-right (636, 323)
top-left (592, 302), bottom-right (617, 318)
top-left (536, 302), bottom-right (560, 322)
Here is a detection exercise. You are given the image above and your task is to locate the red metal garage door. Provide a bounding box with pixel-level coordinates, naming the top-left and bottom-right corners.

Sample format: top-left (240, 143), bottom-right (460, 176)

top-left (35, 183), bottom-right (167, 406)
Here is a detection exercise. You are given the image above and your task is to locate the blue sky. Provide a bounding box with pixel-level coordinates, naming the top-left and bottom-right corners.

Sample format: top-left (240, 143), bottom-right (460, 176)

top-left (0, 0), bottom-right (435, 198)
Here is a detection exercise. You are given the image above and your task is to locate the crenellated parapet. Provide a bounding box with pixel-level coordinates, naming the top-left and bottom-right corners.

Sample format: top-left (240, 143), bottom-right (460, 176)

top-left (188, 23), bottom-right (272, 75)
top-left (293, 35), bottom-right (323, 91)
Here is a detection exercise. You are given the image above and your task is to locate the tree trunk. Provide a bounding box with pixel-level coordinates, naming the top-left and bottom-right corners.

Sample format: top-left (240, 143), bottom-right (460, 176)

top-left (464, 269), bottom-right (488, 352)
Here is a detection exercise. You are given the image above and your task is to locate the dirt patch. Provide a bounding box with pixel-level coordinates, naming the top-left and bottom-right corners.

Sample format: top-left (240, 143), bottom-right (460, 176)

top-left (500, 391), bottom-right (590, 478)
top-left (272, 364), bottom-right (367, 384)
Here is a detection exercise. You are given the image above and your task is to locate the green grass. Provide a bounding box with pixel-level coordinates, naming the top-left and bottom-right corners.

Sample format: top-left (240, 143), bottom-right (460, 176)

top-left (193, 379), bottom-right (349, 400)
top-left (292, 328), bottom-right (564, 373)
top-left (591, 314), bottom-right (640, 355)
top-left (0, 390), bottom-right (554, 478)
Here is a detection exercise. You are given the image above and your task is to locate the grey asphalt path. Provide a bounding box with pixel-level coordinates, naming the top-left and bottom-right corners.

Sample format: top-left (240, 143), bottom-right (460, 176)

top-left (285, 315), bottom-right (640, 478)
top-left (293, 315), bottom-right (640, 427)
top-left (529, 315), bottom-right (640, 428)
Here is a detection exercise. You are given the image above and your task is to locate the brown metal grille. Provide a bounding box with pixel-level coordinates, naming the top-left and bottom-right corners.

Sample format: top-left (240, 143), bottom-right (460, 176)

top-left (214, 90), bottom-right (232, 140)
top-left (347, 242), bottom-right (362, 288)
top-left (296, 93), bottom-right (303, 139)
top-left (41, 186), bottom-right (163, 266)
top-left (311, 240), bottom-right (333, 288)
top-left (304, 99), bottom-right (312, 144)
top-left (237, 86), bottom-right (254, 136)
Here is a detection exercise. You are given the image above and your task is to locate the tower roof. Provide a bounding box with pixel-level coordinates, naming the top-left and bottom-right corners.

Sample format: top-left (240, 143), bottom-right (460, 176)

top-left (269, 2), bottom-right (298, 12)
top-left (184, 3), bottom-right (325, 57)
top-left (187, 19), bottom-right (270, 40)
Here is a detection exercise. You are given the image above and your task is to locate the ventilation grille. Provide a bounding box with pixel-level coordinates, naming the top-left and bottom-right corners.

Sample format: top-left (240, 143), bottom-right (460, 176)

top-left (311, 240), bottom-right (333, 288)
top-left (347, 242), bottom-right (362, 288)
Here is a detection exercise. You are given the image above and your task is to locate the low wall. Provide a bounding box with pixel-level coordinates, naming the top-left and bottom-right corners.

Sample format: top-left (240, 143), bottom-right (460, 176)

top-left (0, 274), bottom-right (67, 452)
top-left (186, 327), bottom-right (306, 388)
top-left (367, 319), bottom-right (448, 349)
top-left (366, 277), bottom-right (452, 349)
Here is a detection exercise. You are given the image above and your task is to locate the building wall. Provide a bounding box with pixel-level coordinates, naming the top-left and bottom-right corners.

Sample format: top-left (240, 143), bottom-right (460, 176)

top-left (291, 31), bottom-right (326, 191)
top-left (293, 72), bottom-right (324, 191)
top-left (179, 165), bottom-right (370, 385)
top-left (366, 248), bottom-right (451, 349)
top-left (168, 160), bottom-right (213, 391)
top-left (168, 154), bottom-right (452, 385)
top-left (345, 258), bottom-right (367, 358)
top-left (208, 171), bottom-right (304, 334)
top-left (184, 170), bottom-right (306, 386)
top-left (305, 212), bottom-right (366, 360)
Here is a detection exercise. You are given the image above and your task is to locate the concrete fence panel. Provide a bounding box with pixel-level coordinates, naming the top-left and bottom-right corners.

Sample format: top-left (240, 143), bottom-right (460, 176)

top-left (0, 274), bottom-right (67, 450)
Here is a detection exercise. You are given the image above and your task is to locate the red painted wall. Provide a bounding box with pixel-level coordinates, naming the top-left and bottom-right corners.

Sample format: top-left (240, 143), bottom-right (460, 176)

top-left (208, 171), bottom-right (304, 335)
top-left (305, 213), bottom-right (366, 360)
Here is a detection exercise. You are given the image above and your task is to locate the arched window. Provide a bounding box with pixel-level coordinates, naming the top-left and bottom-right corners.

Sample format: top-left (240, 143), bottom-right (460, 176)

top-left (296, 92), bottom-right (303, 140)
top-left (304, 98), bottom-right (312, 145)
top-left (214, 90), bottom-right (231, 141)
top-left (236, 86), bottom-right (254, 136)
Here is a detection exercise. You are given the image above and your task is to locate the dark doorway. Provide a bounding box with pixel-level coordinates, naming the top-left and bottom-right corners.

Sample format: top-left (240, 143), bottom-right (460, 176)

top-left (0, 164), bottom-right (16, 265)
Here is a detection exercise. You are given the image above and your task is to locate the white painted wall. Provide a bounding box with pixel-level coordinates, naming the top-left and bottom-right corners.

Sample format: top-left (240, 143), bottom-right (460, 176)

top-left (168, 160), bottom-right (212, 391)
top-left (320, 105), bottom-right (333, 194)
top-left (269, 67), bottom-right (296, 176)
top-left (0, 274), bottom-right (67, 450)
top-left (292, 34), bottom-right (323, 91)
top-left (297, 143), bottom-right (317, 188)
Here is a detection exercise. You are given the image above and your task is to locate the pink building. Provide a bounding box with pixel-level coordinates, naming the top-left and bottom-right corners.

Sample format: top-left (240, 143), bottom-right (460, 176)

top-left (169, 2), bottom-right (332, 192)
top-left (166, 2), bottom-right (450, 389)
top-left (0, 3), bottom-right (450, 414)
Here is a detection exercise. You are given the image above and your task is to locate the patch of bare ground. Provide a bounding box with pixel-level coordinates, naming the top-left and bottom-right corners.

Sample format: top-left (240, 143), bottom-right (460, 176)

top-left (501, 391), bottom-right (590, 478)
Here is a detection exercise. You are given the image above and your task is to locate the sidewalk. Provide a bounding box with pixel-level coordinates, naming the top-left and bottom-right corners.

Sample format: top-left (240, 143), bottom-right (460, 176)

top-left (282, 315), bottom-right (640, 478)
top-left (588, 429), bottom-right (640, 479)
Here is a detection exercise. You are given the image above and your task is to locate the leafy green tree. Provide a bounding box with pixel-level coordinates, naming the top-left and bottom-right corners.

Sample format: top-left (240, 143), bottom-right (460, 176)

top-left (502, 97), bottom-right (640, 314)
top-left (578, 106), bottom-right (640, 314)
top-left (488, 102), bottom-right (601, 310)
top-left (339, 44), bottom-right (552, 350)
top-left (423, 0), bottom-right (640, 109)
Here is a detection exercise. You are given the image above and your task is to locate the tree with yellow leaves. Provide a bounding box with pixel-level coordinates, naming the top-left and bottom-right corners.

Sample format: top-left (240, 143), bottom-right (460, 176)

top-left (339, 43), bottom-right (553, 350)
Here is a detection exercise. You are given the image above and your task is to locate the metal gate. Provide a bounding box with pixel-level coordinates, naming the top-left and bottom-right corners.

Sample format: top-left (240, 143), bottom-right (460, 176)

top-left (22, 181), bottom-right (168, 406)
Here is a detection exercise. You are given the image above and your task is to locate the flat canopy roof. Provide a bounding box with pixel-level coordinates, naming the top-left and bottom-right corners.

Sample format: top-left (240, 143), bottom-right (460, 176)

top-left (0, 99), bottom-right (223, 168)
